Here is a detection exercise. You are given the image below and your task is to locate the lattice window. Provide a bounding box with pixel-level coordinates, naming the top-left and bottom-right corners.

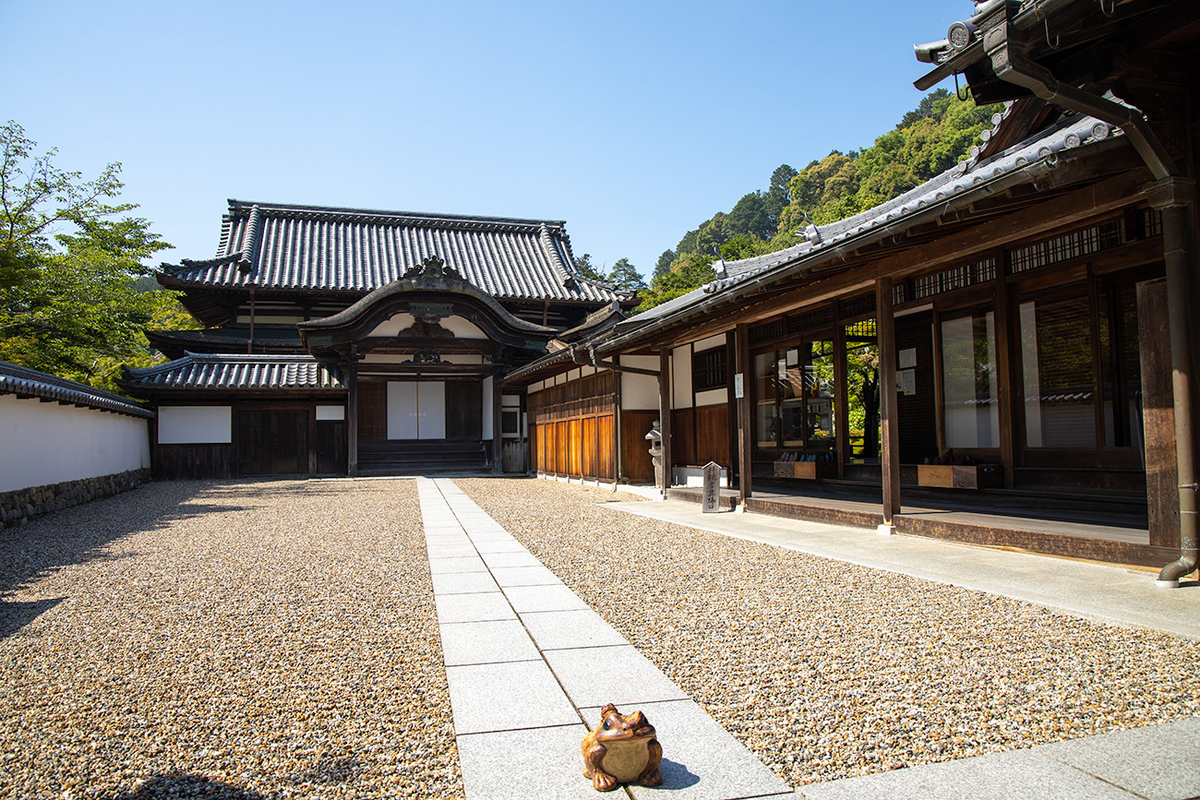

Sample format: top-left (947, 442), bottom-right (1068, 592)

top-left (692, 347), bottom-right (728, 393)
top-left (787, 304), bottom-right (835, 335)
top-left (839, 294), bottom-right (876, 321)
top-left (750, 319), bottom-right (787, 344)
top-left (1010, 219), bottom-right (1125, 274)
top-left (912, 257), bottom-right (996, 300)
top-left (1137, 208), bottom-right (1163, 239)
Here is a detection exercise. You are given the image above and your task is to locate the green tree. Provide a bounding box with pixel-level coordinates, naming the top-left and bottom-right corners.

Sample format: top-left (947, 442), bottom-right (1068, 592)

top-left (573, 253), bottom-right (607, 282)
top-left (654, 249), bottom-right (676, 281)
top-left (0, 121), bottom-right (179, 391)
top-left (637, 251), bottom-right (716, 312)
top-left (607, 257), bottom-right (646, 293)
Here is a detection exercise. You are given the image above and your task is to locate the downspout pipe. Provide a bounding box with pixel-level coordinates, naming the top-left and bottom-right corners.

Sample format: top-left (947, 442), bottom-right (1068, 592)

top-left (979, 2), bottom-right (1197, 585)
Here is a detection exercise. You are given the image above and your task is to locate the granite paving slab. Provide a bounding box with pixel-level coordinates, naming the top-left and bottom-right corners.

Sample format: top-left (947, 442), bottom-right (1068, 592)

top-left (431, 572), bottom-right (502, 595)
top-left (795, 748), bottom-right (1141, 800)
top-left (434, 592), bottom-right (517, 624)
top-left (503, 583), bottom-right (590, 613)
top-left (456, 724), bottom-right (597, 800)
top-left (546, 645), bottom-right (690, 708)
top-left (519, 609), bottom-right (630, 651)
top-left (489, 565), bottom-right (563, 588)
top-left (445, 659), bottom-right (580, 735)
top-left (440, 619), bottom-right (542, 667)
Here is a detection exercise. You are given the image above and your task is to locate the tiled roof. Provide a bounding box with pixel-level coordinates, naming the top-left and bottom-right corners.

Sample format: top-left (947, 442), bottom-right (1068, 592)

top-left (122, 353), bottom-right (345, 392)
top-left (601, 112), bottom-right (1120, 350)
top-left (163, 200), bottom-right (628, 304)
top-left (0, 361), bottom-right (153, 418)
top-left (703, 113), bottom-right (1116, 295)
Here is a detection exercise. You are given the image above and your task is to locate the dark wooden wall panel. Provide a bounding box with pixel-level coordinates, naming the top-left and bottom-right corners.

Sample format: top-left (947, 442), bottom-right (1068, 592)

top-left (446, 380), bottom-right (483, 439)
top-left (153, 444), bottom-right (234, 480)
top-left (695, 404), bottom-right (731, 467)
top-left (358, 381), bottom-right (387, 440)
top-left (895, 313), bottom-right (938, 464)
top-left (671, 408), bottom-right (696, 466)
top-left (315, 421), bottom-right (346, 475)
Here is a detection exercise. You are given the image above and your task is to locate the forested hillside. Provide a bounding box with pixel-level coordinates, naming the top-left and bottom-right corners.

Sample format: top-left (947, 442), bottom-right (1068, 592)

top-left (638, 89), bottom-right (1002, 310)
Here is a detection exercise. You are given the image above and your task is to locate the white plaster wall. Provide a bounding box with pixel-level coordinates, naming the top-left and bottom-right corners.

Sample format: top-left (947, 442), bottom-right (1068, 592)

top-left (695, 388), bottom-right (728, 407)
top-left (692, 333), bottom-right (726, 353)
top-left (158, 406), bottom-right (231, 444)
top-left (368, 313), bottom-right (415, 337)
top-left (672, 345), bottom-right (692, 409)
top-left (619, 355), bottom-right (660, 411)
top-left (0, 394), bottom-right (150, 493)
top-left (482, 377), bottom-right (494, 439)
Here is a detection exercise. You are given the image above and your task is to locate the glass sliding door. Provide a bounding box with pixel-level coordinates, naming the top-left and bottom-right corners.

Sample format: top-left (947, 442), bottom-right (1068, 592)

top-left (940, 309), bottom-right (1000, 449)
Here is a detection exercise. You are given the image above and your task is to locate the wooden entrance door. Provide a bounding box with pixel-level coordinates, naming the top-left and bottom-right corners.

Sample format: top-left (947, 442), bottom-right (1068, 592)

top-left (238, 409), bottom-right (307, 475)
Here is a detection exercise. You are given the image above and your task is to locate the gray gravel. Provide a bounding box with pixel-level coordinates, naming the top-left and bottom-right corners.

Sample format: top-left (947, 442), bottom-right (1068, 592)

top-left (456, 476), bottom-right (1200, 788)
top-left (0, 479), bottom-right (462, 799)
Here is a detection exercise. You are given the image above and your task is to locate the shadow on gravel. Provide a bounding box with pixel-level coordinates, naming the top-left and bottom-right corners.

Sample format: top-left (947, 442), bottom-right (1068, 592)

top-left (0, 480), bottom-right (245, 640)
top-left (0, 597), bottom-right (65, 638)
top-left (107, 773), bottom-right (265, 799)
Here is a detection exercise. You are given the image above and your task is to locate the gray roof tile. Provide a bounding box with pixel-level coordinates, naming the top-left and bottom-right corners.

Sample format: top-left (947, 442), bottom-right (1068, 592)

top-left (0, 362), bottom-right (153, 418)
top-left (122, 353), bottom-right (345, 392)
top-left (165, 200), bottom-right (628, 304)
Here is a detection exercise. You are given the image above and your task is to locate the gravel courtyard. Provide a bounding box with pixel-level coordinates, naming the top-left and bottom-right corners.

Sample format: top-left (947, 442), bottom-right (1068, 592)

top-left (0, 479), bottom-right (461, 800)
top-left (3, 476), bottom-right (1199, 797)
top-left (456, 477), bottom-right (1200, 787)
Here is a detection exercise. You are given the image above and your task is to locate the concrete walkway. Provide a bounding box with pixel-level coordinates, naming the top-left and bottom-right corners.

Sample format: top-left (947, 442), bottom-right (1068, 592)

top-left (416, 478), bottom-right (792, 800)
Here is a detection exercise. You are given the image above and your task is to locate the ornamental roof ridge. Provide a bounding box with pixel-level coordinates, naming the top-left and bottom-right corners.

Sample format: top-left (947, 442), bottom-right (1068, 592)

top-left (225, 198), bottom-right (568, 233)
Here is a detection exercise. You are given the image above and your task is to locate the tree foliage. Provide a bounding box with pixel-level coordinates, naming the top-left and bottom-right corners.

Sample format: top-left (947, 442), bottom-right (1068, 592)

top-left (637, 90), bottom-right (999, 311)
top-left (0, 121), bottom-right (187, 392)
top-left (607, 257), bottom-right (646, 293)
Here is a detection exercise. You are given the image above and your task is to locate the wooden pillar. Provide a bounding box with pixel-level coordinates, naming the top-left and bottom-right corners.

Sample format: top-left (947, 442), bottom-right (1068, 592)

top-left (735, 323), bottom-right (752, 505)
top-left (993, 256), bottom-right (1016, 488)
top-left (659, 348), bottom-right (672, 497)
top-left (1139, 278), bottom-right (1180, 547)
top-left (492, 373), bottom-right (503, 473)
top-left (833, 317), bottom-right (849, 478)
top-left (346, 364), bottom-right (359, 478)
top-left (876, 277), bottom-right (901, 526)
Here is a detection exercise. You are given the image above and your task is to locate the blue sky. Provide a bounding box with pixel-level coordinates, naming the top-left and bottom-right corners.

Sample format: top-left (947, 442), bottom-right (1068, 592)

top-left (2, 1), bottom-right (969, 281)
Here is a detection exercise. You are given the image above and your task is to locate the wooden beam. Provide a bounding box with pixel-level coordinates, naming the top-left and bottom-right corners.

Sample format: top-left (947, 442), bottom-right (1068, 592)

top-left (735, 323), bottom-right (752, 505)
top-left (659, 348), bottom-right (672, 497)
top-left (346, 366), bottom-right (359, 478)
top-left (877, 278), bottom-right (901, 525)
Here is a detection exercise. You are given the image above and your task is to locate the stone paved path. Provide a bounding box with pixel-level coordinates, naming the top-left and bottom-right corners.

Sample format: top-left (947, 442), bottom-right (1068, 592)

top-left (417, 477), bottom-right (792, 800)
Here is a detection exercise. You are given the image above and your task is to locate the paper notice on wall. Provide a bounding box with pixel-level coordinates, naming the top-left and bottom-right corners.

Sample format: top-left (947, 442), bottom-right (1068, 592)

top-left (899, 368), bottom-right (917, 396)
top-left (899, 347), bottom-right (917, 369)
top-left (734, 373), bottom-right (744, 399)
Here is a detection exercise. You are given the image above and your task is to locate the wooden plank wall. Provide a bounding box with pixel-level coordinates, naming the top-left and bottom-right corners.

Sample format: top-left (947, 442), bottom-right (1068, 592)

top-left (621, 410), bottom-right (658, 483)
top-left (528, 371), bottom-right (617, 479)
top-left (358, 380), bottom-right (387, 439)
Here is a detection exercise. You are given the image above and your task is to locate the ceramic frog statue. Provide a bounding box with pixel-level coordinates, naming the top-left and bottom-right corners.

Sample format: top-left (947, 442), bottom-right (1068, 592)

top-left (581, 703), bottom-right (663, 792)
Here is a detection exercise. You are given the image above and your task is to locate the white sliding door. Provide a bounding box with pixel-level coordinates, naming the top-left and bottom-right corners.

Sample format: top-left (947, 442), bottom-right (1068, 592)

top-left (417, 381), bottom-right (446, 439)
top-left (387, 380), bottom-right (446, 440)
top-left (387, 382), bottom-right (418, 439)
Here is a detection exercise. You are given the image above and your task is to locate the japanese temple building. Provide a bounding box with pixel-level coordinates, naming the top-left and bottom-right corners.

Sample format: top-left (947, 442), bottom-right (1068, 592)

top-left (125, 0), bottom-right (1200, 581)
top-left (121, 202), bottom-right (634, 478)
